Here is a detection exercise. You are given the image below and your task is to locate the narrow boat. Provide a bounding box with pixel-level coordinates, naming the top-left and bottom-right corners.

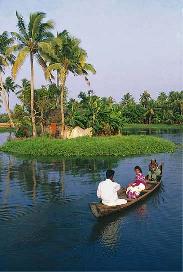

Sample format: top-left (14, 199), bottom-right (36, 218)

top-left (89, 180), bottom-right (161, 218)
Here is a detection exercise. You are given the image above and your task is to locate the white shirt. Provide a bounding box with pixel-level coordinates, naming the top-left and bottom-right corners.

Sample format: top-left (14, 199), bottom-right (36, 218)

top-left (97, 179), bottom-right (121, 206)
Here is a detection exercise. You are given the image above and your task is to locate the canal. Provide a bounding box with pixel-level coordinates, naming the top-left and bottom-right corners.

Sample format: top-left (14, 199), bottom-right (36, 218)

top-left (0, 130), bottom-right (182, 271)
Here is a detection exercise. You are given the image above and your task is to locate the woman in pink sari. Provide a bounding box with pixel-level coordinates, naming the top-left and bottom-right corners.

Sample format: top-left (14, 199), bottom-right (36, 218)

top-left (126, 166), bottom-right (146, 199)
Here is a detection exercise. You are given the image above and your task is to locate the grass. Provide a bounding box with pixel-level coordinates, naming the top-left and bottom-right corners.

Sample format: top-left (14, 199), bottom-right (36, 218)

top-left (0, 135), bottom-right (176, 158)
top-left (123, 123), bottom-right (183, 130)
top-left (0, 127), bottom-right (15, 132)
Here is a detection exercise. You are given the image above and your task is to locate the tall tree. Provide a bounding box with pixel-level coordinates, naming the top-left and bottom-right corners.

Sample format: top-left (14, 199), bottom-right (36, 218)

top-left (4, 76), bottom-right (19, 108)
top-left (44, 31), bottom-right (96, 138)
top-left (12, 11), bottom-right (54, 136)
top-left (121, 92), bottom-right (135, 106)
top-left (0, 31), bottom-right (15, 127)
top-left (16, 78), bottom-right (31, 111)
top-left (140, 90), bottom-right (151, 109)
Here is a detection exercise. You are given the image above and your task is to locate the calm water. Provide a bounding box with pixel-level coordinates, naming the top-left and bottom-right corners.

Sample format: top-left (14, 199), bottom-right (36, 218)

top-left (0, 130), bottom-right (182, 271)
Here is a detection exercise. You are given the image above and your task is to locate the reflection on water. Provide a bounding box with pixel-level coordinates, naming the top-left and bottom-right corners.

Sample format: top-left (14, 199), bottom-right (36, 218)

top-left (90, 182), bottom-right (165, 249)
top-left (101, 218), bottom-right (121, 247)
top-left (0, 150), bottom-right (120, 221)
top-left (0, 130), bottom-right (182, 271)
top-left (90, 215), bottom-right (122, 248)
top-left (136, 203), bottom-right (148, 217)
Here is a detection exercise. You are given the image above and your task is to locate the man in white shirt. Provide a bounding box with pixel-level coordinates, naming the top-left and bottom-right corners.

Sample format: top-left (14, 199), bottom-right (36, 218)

top-left (97, 170), bottom-right (127, 206)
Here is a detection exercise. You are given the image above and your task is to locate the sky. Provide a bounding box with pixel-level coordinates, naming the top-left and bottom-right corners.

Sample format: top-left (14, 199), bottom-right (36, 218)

top-left (0, 0), bottom-right (182, 112)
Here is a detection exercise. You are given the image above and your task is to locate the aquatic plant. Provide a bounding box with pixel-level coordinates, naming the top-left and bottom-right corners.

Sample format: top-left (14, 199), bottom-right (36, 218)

top-left (0, 135), bottom-right (176, 158)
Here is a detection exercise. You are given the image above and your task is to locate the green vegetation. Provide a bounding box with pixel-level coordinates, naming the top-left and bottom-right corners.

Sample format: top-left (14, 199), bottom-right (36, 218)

top-left (0, 31), bottom-right (15, 127)
top-left (0, 11), bottom-right (95, 138)
top-left (0, 11), bottom-right (182, 139)
top-left (12, 11), bottom-right (55, 137)
top-left (123, 123), bottom-right (183, 130)
top-left (0, 127), bottom-right (14, 132)
top-left (0, 113), bottom-right (11, 123)
top-left (0, 135), bottom-right (176, 158)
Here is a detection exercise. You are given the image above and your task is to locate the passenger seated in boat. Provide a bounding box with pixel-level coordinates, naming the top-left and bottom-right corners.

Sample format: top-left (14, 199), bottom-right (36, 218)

top-left (126, 166), bottom-right (146, 199)
top-left (147, 160), bottom-right (162, 182)
top-left (97, 169), bottom-right (127, 206)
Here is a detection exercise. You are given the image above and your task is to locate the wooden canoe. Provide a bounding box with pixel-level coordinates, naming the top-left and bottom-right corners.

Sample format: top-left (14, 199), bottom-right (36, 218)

top-left (89, 181), bottom-right (161, 218)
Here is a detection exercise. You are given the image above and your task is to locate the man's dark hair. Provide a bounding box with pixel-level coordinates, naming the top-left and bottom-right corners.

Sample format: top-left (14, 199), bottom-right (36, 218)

top-left (134, 166), bottom-right (142, 173)
top-left (106, 169), bottom-right (115, 179)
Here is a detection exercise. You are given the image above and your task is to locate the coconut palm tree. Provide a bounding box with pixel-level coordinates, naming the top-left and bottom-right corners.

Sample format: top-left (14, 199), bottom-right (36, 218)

top-left (16, 78), bottom-right (31, 111)
top-left (140, 90), bottom-right (151, 109)
top-left (4, 76), bottom-right (19, 108)
top-left (44, 31), bottom-right (96, 138)
top-left (121, 92), bottom-right (135, 106)
top-left (12, 11), bottom-right (54, 136)
top-left (0, 31), bottom-right (15, 127)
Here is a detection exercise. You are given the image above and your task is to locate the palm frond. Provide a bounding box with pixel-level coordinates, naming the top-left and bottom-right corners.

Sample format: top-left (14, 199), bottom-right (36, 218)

top-left (41, 31), bottom-right (54, 40)
top-left (15, 11), bottom-right (28, 39)
top-left (0, 31), bottom-right (15, 70)
top-left (12, 46), bottom-right (29, 79)
top-left (31, 12), bottom-right (46, 40)
top-left (0, 31), bottom-right (14, 53)
top-left (36, 53), bottom-right (54, 80)
top-left (36, 23), bottom-right (54, 42)
top-left (57, 30), bottom-right (69, 38)
top-left (28, 13), bottom-right (38, 38)
top-left (39, 41), bottom-right (56, 61)
top-left (11, 32), bottom-right (26, 44)
top-left (83, 63), bottom-right (96, 74)
top-left (53, 36), bottom-right (63, 46)
top-left (46, 63), bottom-right (61, 79)
top-left (36, 53), bottom-right (47, 69)
top-left (40, 21), bottom-right (54, 33)
top-left (6, 44), bottom-right (23, 55)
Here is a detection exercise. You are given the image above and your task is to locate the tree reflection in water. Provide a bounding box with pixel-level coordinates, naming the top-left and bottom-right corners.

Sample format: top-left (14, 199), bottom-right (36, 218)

top-left (3, 155), bottom-right (13, 204)
top-left (0, 153), bottom-right (119, 220)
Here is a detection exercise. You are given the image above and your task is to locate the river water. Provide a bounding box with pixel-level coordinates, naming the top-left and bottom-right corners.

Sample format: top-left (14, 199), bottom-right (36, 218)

top-left (0, 130), bottom-right (182, 271)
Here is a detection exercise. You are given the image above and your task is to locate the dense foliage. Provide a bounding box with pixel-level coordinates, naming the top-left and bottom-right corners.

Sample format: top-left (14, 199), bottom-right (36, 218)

top-left (0, 135), bottom-right (176, 158)
top-left (0, 11), bottom-right (182, 137)
top-left (1, 88), bottom-right (183, 136)
top-left (0, 11), bottom-right (95, 137)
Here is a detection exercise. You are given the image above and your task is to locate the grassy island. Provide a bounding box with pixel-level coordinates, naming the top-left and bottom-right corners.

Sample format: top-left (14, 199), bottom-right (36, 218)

top-left (0, 135), bottom-right (176, 158)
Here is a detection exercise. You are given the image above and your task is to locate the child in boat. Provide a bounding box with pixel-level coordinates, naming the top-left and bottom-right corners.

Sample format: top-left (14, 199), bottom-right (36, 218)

top-left (126, 166), bottom-right (146, 199)
top-left (147, 160), bottom-right (162, 182)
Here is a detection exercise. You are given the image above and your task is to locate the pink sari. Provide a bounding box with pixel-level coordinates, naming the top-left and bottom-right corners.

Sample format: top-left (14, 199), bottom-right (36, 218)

top-left (126, 173), bottom-right (146, 199)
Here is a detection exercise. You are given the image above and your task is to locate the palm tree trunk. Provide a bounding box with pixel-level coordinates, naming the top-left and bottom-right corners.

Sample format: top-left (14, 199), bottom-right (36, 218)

top-left (30, 52), bottom-right (37, 137)
top-left (40, 109), bottom-right (44, 135)
top-left (149, 115), bottom-right (151, 124)
top-left (60, 83), bottom-right (65, 138)
top-left (7, 93), bottom-right (9, 109)
top-left (0, 72), bottom-right (15, 127)
top-left (60, 69), bottom-right (67, 139)
top-left (57, 70), bottom-right (59, 88)
top-left (56, 70), bottom-right (60, 107)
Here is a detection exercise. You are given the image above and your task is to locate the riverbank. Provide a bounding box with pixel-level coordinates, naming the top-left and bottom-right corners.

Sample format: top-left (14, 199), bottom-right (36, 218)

top-left (123, 123), bottom-right (183, 130)
top-left (0, 127), bottom-right (15, 133)
top-left (0, 135), bottom-right (176, 158)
